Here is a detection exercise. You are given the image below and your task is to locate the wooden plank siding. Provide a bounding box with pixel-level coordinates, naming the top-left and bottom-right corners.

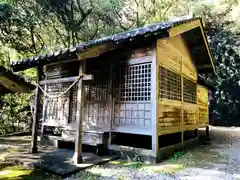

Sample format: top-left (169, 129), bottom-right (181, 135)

top-left (156, 34), bottom-right (208, 136)
top-left (198, 85), bottom-right (209, 127)
top-left (158, 102), bottom-right (182, 135)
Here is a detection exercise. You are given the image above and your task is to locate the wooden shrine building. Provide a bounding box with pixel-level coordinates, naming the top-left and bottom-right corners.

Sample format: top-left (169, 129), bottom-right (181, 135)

top-left (11, 17), bottom-right (215, 164)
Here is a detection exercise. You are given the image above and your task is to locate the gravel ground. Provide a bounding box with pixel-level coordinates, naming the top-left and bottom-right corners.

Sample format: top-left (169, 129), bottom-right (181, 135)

top-left (68, 126), bottom-right (240, 180)
top-left (1, 127), bottom-right (240, 180)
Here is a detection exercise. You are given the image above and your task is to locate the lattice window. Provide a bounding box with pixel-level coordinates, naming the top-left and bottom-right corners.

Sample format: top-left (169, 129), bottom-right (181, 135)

top-left (88, 82), bottom-right (108, 101)
top-left (183, 78), bottom-right (197, 104)
top-left (69, 87), bottom-right (77, 123)
top-left (159, 66), bottom-right (181, 101)
top-left (44, 82), bottom-right (72, 124)
top-left (116, 63), bottom-right (151, 101)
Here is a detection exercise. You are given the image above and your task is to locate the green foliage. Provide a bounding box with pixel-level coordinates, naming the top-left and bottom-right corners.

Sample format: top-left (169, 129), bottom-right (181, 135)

top-left (170, 151), bottom-right (185, 161)
top-left (0, 93), bottom-right (33, 135)
top-left (198, 0), bottom-right (240, 126)
top-left (131, 153), bottom-right (144, 168)
top-left (122, 153), bottom-right (144, 169)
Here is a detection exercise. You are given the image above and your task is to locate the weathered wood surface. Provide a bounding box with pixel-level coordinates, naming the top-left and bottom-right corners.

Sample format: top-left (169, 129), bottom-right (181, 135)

top-left (112, 50), bottom-right (153, 135)
top-left (151, 45), bottom-right (159, 158)
top-left (77, 42), bottom-right (117, 60)
top-left (43, 86), bottom-right (70, 126)
top-left (73, 60), bottom-right (85, 164)
top-left (0, 76), bottom-right (28, 93)
top-left (197, 85), bottom-right (209, 127)
top-left (107, 62), bottom-right (113, 145)
top-left (157, 37), bottom-right (181, 73)
top-left (183, 104), bottom-right (198, 126)
top-left (199, 107), bottom-right (208, 126)
top-left (157, 34), bottom-right (205, 136)
top-left (168, 19), bottom-right (201, 37)
top-left (157, 35), bottom-right (197, 80)
top-left (39, 75), bottom-right (93, 85)
top-left (197, 85), bottom-right (208, 107)
top-left (158, 102), bottom-right (181, 131)
top-left (44, 61), bottom-right (80, 79)
top-left (31, 66), bottom-right (42, 153)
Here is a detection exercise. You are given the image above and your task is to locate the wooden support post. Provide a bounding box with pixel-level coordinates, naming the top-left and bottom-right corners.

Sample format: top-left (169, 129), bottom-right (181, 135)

top-left (108, 63), bottom-right (113, 145)
top-left (41, 66), bottom-right (47, 137)
top-left (73, 60), bottom-right (86, 164)
top-left (40, 84), bottom-right (47, 137)
top-left (196, 85), bottom-right (199, 138)
top-left (31, 66), bottom-right (42, 153)
top-left (151, 46), bottom-right (159, 162)
top-left (206, 125), bottom-right (209, 137)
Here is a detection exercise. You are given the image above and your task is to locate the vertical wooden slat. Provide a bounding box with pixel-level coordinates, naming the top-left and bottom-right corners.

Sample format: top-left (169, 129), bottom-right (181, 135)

top-left (151, 44), bottom-right (159, 161)
top-left (108, 62), bottom-right (113, 145)
top-left (68, 91), bottom-right (73, 124)
top-left (40, 81), bottom-right (47, 136)
top-left (31, 66), bottom-right (42, 153)
top-left (196, 85), bottom-right (199, 137)
top-left (73, 60), bottom-right (86, 164)
top-left (206, 89), bottom-right (209, 137)
top-left (180, 56), bottom-right (184, 143)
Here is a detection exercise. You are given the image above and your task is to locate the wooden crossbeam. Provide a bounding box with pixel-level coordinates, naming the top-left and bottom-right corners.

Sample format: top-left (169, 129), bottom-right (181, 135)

top-left (39, 75), bottom-right (93, 85)
top-left (168, 19), bottom-right (201, 37)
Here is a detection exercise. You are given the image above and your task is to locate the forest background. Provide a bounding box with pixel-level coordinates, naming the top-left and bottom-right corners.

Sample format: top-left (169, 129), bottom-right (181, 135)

top-left (0, 0), bottom-right (239, 134)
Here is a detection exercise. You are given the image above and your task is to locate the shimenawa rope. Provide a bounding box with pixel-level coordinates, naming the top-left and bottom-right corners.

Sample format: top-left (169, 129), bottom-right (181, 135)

top-left (36, 73), bottom-right (86, 99)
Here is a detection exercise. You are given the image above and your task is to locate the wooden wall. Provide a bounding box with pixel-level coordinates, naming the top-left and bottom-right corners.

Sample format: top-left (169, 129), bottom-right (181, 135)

top-left (156, 35), bottom-right (208, 136)
top-left (41, 45), bottom-right (154, 136)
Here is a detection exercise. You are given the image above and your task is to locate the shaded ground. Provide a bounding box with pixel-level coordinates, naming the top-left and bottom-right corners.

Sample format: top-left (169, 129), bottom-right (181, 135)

top-left (1, 126), bottom-right (240, 179)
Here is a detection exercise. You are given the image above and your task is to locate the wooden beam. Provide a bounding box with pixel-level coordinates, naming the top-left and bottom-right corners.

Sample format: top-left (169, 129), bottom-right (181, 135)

top-left (0, 77), bottom-right (28, 93)
top-left (198, 21), bottom-right (216, 75)
top-left (39, 75), bottom-right (93, 85)
top-left (31, 66), bottom-right (42, 153)
top-left (77, 42), bottom-right (118, 60)
top-left (197, 64), bottom-right (214, 70)
top-left (120, 55), bottom-right (153, 65)
top-left (151, 44), bottom-right (159, 162)
top-left (168, 19), bottom-right (201, 37)
top-left (73, 60), bottom-right (86, 164)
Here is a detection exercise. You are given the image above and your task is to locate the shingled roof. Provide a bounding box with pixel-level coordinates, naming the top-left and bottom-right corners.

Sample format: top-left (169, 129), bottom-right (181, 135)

top-left (0, 66), bottom-right (34, 94)
top-left (11, 16), bottom-right (201, 72)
